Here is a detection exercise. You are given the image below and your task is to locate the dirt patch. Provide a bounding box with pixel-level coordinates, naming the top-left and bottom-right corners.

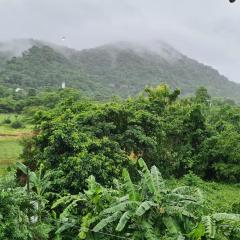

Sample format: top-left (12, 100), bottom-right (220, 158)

top-left (0, 132), bottom-right (33, 139)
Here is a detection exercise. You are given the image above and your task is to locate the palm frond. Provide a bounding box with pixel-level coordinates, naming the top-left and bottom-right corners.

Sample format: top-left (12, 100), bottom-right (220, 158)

top-left (93, 212), bottom-right (121, 232)
top-left (202, 215), bottom-right (216, 239)
top-left (166, 206), bottom-right (196, 219)
top-left (151, 166), bottom-right (166, 200)
top-left (138, 158), bottom-right (155, 194)
top-left (78, 213), bottom-right (97, 239)
top-left (212, 213), bottom-right (240, 222)
top-left (102, 200), bottom-right (137, 215)
top-left (135, 201), bottom-right (157, 216)
top-left (122, 168), bottom-right (138, 201)
top-left (16, 162), bottom-right (28, 174)
top-left (116, 211), bottom-right (133, 232)
top-left (52, 194), bottom-right (85, 209)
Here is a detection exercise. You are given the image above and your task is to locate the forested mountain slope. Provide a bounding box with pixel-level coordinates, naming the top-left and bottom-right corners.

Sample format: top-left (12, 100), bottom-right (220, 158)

top-left (0, 39), bottom-right (239, 100)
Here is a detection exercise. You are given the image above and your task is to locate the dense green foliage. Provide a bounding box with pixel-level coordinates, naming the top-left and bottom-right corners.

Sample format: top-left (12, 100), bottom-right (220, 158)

top-left (23, 85), bottom-right (240, 189)
top-left (0, 171), bottom-right (52, 240)
top-left (0, 85), bottom-right (239, 239)
top-left (0, 85), bottom-right (83, 113)
top-left (1, 40), bottom-right (240, 100)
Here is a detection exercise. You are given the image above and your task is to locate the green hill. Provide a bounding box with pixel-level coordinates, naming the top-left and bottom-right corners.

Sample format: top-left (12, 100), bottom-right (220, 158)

top-left (0, 39), bottom-right (240, 100)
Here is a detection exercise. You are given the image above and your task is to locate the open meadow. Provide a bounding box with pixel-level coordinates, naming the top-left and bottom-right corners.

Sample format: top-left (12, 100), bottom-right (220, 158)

top-left (0, 114), bottom-right (32, 174)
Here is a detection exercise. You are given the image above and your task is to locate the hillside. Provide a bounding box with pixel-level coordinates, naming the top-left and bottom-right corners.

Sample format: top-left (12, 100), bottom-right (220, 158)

top-left (0, 39), bottom-right (240, 100)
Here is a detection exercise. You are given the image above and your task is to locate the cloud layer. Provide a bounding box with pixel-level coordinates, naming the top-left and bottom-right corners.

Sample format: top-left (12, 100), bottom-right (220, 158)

top-left (0, 0), bottom-right (240, 82)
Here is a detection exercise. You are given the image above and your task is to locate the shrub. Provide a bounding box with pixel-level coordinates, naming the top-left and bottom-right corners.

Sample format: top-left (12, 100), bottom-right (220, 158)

top-left (182, 171), bottom-right (203, 186)
top-left (232, 202), bottom-right (240, 214)
top-left (2, 118), bottom-right (11, 124)
top-left (11, 120), bottom-right (24, 129)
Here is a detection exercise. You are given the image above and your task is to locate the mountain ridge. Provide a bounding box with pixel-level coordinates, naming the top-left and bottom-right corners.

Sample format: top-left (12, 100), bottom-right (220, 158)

top-left (0, 39), bottom-right (239, 100)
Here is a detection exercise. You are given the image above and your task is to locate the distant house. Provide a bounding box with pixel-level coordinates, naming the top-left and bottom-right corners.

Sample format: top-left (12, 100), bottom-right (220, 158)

top-left (15, 88), bottom-right (23, 92)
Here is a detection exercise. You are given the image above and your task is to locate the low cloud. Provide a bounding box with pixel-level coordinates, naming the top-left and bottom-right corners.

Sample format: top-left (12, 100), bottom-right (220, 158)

top-left (0, 0), bottom-right (239, 82)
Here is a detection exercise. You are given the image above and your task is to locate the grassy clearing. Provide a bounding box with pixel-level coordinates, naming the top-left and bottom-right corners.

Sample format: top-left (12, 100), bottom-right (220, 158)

top-left (0, 114), bottom-right (32, 135)
top-left (0, 113), bottom-right (22, 123)
top-left (0, 114), bottom-right (33, 174)
top-left (203, 181), bottom-right (240, 212)
top-left (0, 137), bottom-right (23, 175)
top-left (0, 124), bottom-right (32, 135)
top-left (167, 178), bottom-right (240, 213)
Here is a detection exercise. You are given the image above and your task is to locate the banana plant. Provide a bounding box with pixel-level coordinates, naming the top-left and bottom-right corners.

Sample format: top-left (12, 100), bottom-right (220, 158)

top-left (16, 162), bottom-right (52, 223)
top-left (52, 175), bottom-right (117, 239)
top-left (16, 162), bottom-right (52, 197)
top-left (55, 159), bottom-right (240, 240)
top-left (189, 213), bottom-right (240, 240)
top-left (93, 159), bottom-right (203, 240)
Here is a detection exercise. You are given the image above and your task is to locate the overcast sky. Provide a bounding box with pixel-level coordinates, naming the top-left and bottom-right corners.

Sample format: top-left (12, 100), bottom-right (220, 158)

top-left (0, 0), bottom-right (240, 82)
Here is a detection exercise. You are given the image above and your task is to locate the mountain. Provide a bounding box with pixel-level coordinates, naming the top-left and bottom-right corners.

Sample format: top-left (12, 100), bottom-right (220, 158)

top-left (0, 39), bottom-right (239, 100)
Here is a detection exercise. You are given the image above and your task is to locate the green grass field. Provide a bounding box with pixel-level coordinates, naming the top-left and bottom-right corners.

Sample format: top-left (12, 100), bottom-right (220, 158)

top-left (0, 138), bottom-right (23, 175)
top-left (167, 177), bottom-right (240, 213)
top-left (0, 114), bottom-right (32, 135)
top-left (0, 114), bottom-right (32, 174)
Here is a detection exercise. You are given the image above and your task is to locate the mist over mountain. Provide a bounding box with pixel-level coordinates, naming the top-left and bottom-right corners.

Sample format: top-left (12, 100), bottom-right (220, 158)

top-left (0, 39), bottom-right (239, 100)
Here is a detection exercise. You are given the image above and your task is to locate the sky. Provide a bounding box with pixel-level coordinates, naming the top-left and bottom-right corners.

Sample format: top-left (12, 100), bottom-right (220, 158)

top-left (0, 0), bottom-right (240, 82)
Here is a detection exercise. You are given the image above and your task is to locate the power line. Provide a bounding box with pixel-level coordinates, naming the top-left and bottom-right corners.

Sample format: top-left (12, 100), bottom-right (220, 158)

top-left (43, 218), bottom-right (132, 239)
top-left (81, 228), bottom-right (132, 240)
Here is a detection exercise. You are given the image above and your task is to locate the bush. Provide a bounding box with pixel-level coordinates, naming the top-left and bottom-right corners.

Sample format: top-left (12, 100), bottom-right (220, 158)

top-left (11, 120), bottom-right (24, 129)
top-left (182, 171), bottom-right (203, 186)
top-left (2, 118), bottom-right (11, 124)
top-left (232, 202), bottom-right (240, 213)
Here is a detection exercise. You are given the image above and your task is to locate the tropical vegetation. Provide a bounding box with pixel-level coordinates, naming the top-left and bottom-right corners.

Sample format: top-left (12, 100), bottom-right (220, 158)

top-left (0, 84), bottom-right (239, 239)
